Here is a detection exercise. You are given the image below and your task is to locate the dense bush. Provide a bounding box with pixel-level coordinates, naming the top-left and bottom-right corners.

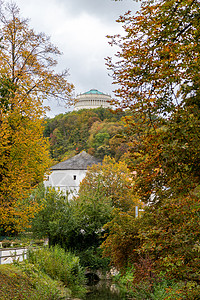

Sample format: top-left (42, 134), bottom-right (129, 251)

top-left (31, 185), bottom-right (73, 247)
top-left (115, 268), bottom-right (200, 300)
top-left (27, 245), bottom-right (86, 296)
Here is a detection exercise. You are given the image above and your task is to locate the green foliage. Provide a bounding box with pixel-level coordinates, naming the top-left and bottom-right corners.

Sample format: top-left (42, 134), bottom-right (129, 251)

top-left (27, 245), bottom-right (86, 296)
top-left (88, 120), bottom-right (124, 158)
top-left (30, 184), bottom-right (111, 268)
top-left (31, 185), bottom-right (72, 247)
top-left (64, 187), bottom-right (113, 252)
top-left (0, 76), bottom-right (16, 113)
top-left (77, 247), bottom-right (110, 271)
top-left (116, 266), bottom-right (135, 287)
top-left (130, 280), bottom-right (185, 300)
top-left (94, 131), bottom-right (110, 149)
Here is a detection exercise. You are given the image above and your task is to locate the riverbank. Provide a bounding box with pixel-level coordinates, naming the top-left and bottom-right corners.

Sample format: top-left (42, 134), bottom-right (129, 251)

top-left (0, 264), bottom-right (123, 300)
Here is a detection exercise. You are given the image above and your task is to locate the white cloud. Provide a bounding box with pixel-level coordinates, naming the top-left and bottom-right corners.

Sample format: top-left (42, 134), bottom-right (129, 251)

top-left (8, 0), bottom-right (140, 116)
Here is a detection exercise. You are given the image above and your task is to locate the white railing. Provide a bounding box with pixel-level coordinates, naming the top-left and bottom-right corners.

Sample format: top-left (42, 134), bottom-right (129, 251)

top-left (0, 247), bottom-right (27, 265)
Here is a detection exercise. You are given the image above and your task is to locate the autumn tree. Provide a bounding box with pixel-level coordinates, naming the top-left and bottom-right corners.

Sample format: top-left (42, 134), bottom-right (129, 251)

top-left (79, 156), bottom-right (141, 212)
top-left (88, 120), bottom-right (124, 158)
top-left (138, 193), bottom-right (200, 282)
top-left (0, 2), bottom-right (73, 233)
top-left (101, 208), bottom-right (141, 270)
top-left (107, 0), bottom-right (200, 202)
top-left (63, 157), bottom-right (141, 251)
top-left (101, 0), bottom-right (200, 287)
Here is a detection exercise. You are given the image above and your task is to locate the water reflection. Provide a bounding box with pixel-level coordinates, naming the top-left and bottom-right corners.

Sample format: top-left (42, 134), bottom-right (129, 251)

top-left (83, 280), bottom-right (127, 300)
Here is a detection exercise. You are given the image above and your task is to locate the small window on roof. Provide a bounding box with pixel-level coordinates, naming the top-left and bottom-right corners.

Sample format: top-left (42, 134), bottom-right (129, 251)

top-left (73, 175), bottom-right (76, 180)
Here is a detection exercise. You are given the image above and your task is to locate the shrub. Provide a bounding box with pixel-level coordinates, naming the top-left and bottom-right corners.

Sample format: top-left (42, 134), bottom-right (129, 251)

top-left (116, 268), bottom-right (200, 300)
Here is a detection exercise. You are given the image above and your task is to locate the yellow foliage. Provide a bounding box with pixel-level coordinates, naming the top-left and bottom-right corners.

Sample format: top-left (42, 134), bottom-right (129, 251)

top-left (0, 2), bottom-right (73, 233)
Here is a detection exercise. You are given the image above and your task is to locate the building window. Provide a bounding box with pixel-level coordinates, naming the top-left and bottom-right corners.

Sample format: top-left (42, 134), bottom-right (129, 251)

top-left (73, 175), bottom-right (76, 180)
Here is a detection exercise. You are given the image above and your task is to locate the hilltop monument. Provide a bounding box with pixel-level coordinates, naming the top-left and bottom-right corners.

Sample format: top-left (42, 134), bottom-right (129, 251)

top-left (74, 89), bottom-right (112, 111)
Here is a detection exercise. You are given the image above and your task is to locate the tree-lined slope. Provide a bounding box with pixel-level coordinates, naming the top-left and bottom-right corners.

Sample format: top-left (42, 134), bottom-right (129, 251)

top-left (44, 107), bottom-right (129, 161)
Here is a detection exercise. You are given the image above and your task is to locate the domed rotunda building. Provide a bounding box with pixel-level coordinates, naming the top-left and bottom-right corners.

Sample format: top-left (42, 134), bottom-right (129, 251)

top-left (74, 89), bottom-right (112, 111)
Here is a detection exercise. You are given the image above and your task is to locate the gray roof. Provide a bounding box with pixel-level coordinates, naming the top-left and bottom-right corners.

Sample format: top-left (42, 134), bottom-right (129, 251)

top-left (51, 151), bottom-right (101, 170)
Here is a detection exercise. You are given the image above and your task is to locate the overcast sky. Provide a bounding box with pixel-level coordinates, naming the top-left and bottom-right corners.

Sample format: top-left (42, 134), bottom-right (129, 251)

top-left (12, 0), bottom-right (140, 116)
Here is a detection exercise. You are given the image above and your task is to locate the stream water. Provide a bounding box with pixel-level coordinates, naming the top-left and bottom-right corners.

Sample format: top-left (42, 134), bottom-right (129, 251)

top-left (83, 279), bottom-right (128, 300)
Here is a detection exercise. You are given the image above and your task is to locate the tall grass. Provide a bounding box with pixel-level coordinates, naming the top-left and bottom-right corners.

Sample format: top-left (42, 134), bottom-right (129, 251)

top-left (27, 245), bottom-right (86, 296)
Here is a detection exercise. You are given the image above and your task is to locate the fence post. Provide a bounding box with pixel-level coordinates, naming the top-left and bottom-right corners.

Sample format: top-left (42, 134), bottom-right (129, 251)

top-left (0, 249), bottom-right (2, 265)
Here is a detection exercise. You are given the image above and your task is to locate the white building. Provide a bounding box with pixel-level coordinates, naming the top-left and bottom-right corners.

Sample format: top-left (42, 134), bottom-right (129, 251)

top-left (44, 151), bottom-right (101, 198)
top-left (74, 89), bottom-right (112, 111)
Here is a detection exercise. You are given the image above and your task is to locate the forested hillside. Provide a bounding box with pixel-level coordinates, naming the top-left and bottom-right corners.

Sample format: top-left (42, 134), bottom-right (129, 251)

top-left (44, 107), bottom-right (129, 162)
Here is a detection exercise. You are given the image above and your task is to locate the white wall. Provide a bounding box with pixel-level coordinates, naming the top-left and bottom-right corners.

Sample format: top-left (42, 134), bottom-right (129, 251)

top-left (44, 169), bottom-right (87, 199)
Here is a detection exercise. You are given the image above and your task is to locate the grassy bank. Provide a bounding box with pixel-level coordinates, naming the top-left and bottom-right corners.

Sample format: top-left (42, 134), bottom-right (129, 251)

top-left (0, 245), bottom-right (86, 299)
top-left (0, 263), bottom-right (70, 299)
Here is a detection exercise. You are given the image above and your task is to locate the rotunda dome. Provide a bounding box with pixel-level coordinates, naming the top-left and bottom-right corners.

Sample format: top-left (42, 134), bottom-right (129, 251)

top-left (74, 89), bottom-right (112, 111)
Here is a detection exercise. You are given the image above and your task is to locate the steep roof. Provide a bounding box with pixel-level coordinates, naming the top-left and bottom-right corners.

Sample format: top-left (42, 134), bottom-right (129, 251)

top-left (51, 151), bottom-right (101, 170)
